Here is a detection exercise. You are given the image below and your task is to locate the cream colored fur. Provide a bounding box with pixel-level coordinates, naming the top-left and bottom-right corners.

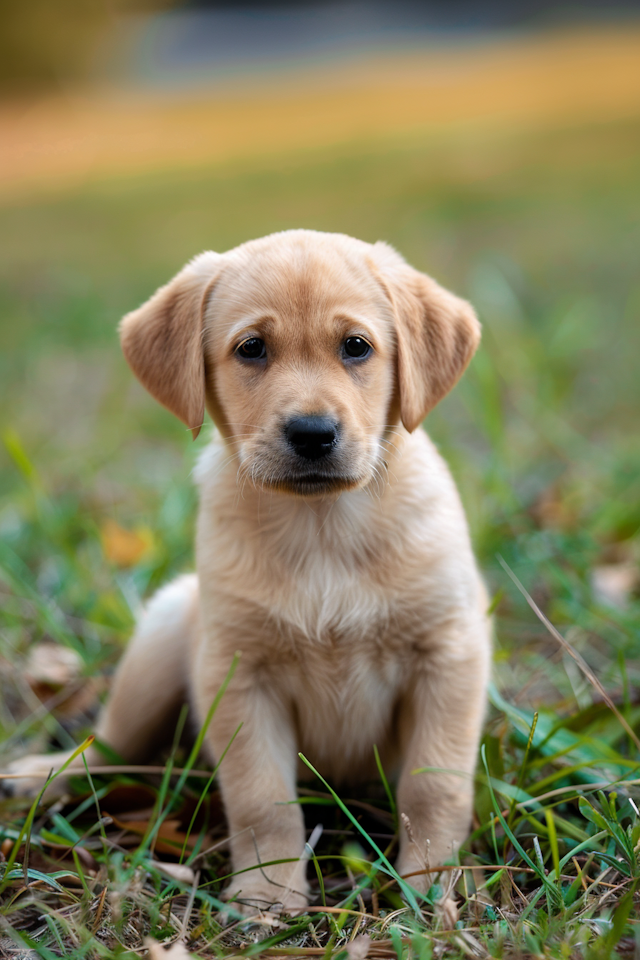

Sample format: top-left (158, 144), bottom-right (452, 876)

top-left (6, 230), bottom-right (491, 919)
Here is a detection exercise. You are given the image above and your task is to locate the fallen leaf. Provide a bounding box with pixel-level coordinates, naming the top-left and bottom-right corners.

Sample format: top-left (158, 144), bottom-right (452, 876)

top-left (436, 894), bottom-right (459, 930)
top-left (592, 563), bottom-right (638, 609)
top-left (101, 519), bottom-right (153, 567)
top-left (345, 934), bottom-right (371, 959)
top-left (21, 642), bottom-right (101, 718)
top-left (24, 642), bottom-right (82, 687)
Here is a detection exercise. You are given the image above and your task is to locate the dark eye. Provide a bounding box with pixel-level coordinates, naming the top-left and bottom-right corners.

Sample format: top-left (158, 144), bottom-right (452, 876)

top-left (343, 336), bottom-right (372, 360)
top-left (236, 337), bottom-right (266, 360)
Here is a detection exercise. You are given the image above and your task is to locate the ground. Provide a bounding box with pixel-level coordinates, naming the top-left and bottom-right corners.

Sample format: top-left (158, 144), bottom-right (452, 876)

top-left (0, 28), bottom-right (640, 959)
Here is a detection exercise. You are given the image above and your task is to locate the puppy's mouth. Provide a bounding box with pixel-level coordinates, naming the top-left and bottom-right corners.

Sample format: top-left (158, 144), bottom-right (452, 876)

top-left (239, 435), bottom-right (370, 497)
top-left (262, 472), bottom-right (362, 496)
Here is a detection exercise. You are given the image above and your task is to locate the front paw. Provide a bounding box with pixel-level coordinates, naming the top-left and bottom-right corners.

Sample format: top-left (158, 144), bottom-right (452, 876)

top-left (221, 880), bottom-right (309, 922)
top-left (396, 853), bottom-right (431, 895)
top-left (434, 895), bottom-right (458, 929)
top-left (396, 855), bottom-right (459, 928)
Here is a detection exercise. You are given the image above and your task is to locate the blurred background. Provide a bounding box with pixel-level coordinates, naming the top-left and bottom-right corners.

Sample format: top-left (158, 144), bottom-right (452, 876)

top-left (1, 0), bottom-right (640, 744)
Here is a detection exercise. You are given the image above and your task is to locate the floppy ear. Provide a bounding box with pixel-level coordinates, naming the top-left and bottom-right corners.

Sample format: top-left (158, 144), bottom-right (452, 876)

top-left (119, 252), bottom-right (222, 439)
top-left (372, 245), bottom-right (481, 432)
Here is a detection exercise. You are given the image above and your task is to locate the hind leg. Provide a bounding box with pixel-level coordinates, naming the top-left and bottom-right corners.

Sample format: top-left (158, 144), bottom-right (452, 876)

top-left (94, 574), bottom-right (198, 762)
top-left (3, 574), bottom-right (198, 797)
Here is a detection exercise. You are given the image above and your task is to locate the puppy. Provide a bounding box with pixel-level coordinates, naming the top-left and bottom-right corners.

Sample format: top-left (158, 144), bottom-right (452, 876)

top-left (6, 230), bottom-right (491, 917)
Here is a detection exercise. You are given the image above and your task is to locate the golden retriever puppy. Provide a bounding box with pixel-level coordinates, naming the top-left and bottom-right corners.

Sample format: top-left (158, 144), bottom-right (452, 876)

top-left (6, 230), bottom-right (491, 918)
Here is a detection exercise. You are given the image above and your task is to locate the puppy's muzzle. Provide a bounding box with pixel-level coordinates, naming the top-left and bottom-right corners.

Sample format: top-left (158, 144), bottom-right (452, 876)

top-left (284, 416), bottom-right (339, 461)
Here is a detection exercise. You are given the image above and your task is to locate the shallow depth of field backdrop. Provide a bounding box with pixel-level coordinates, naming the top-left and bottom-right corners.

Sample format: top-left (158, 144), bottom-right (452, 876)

top-left (1, 2), bottom-right (640, 958)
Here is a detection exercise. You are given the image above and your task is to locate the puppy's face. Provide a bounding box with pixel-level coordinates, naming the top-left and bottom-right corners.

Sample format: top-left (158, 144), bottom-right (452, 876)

top-left (120, 230), bottom-right (480, 498)
top-left (206, 236), bottom-right (395, 495)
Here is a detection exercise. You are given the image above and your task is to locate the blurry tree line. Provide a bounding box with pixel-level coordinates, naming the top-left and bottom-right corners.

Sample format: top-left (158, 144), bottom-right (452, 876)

top-left (2, 0), bottom-right (639, 94)
top-left (0, 0), bottom-right (175, 93)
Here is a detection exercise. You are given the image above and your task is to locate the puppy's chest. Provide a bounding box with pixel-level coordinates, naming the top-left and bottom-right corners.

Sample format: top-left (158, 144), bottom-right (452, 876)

top-left (222, 514), bottom-right (432, 652)
top-left (267, 557), bottom-right (416, 772)
top-left (272, 549), bottom-right (391, 643)
top-left (274, 628), bottom-right (405, 779)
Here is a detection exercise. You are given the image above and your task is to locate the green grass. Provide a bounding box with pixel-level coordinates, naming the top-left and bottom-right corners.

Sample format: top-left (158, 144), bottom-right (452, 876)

top-left (1, 113), bottom-right (640, 958)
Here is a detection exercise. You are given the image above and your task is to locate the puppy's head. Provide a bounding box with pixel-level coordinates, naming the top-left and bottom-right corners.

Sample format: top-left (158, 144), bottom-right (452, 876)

top-left (120, 230), bottom-right (479, 497)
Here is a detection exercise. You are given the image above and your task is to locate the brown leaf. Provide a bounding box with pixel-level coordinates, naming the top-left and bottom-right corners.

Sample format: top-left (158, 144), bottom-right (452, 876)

top-left (25, 642), bottom-right (82, 687)
top-left (101, 519), bottom-right (153, 567)
top-left (346, 934), bottom-right (372, 959)
top-left (21, 642), bottom-right (101, 719)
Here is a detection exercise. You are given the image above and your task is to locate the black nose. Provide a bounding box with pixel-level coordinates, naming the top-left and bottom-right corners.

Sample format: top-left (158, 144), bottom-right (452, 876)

top-left (284, 416), bottom-right (339, 461)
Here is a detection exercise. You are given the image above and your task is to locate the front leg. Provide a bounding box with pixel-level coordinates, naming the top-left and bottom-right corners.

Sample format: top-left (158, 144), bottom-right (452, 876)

top-left (396, 621), bottom-right (490, 895)
top-left (192, 651), bottom-right (308, 917)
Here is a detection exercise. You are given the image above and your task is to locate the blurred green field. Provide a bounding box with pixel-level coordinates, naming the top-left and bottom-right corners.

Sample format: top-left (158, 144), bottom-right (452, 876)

top-left (2, 114), bottom-right (639, 578)
top-left (1, 110), bottom-right (640, 957)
